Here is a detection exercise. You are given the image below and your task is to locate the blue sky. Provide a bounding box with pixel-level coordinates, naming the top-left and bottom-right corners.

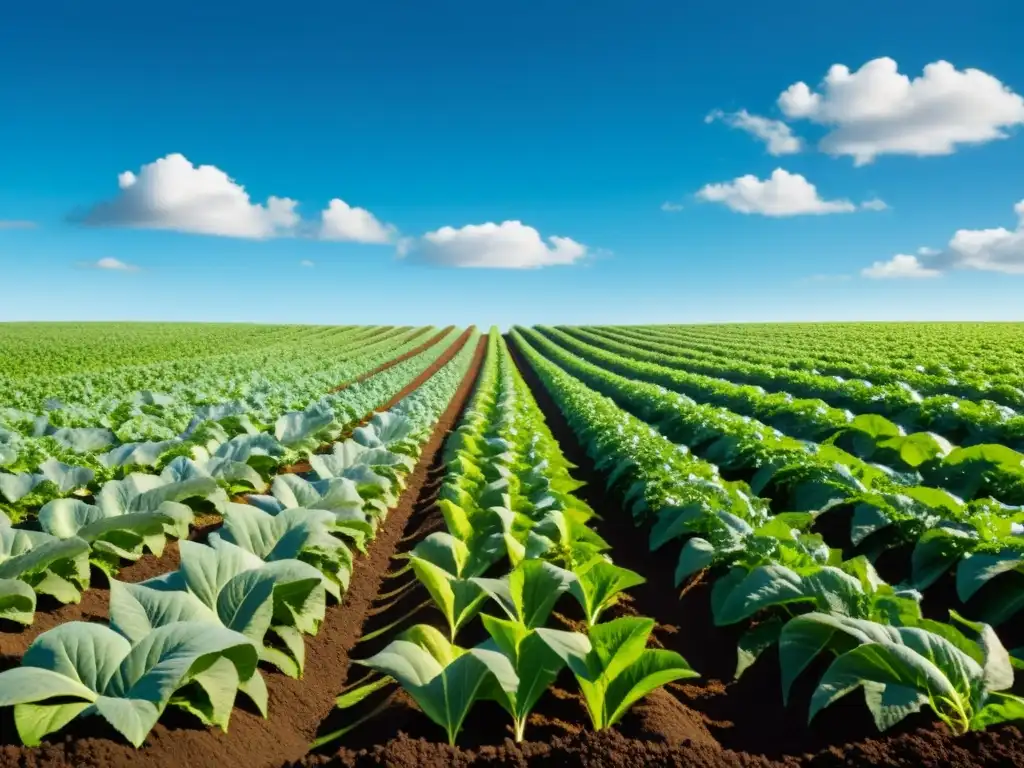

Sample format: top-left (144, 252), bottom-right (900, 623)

top-left (2, 0), bottom-right (1023, 326)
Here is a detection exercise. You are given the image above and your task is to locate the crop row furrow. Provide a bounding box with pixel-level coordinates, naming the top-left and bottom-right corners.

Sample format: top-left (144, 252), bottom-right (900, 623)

top-left (538, 325), bottom-right (1024, 506)
top-left (510, 327), bottom-right (1024, 740)
top-left (0, 330), bottom-right (484, 751)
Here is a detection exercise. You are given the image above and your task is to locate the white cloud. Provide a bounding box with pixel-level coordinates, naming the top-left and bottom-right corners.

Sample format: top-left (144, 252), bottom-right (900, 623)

top-left (867, 199), bottom-right (1024, 277)
top-left (300, 259), bottom-right (315, 268)
top-left (0, 220), bottom-right (36, 230)
top-left (941, 199), bottom-right (1024, 273)
top-left (81, 154), bottom-right (300, 238)
top-left (696, 168), bottom-right (857, 216)
top-left (88, 257), bottom-right (140, 272)
top-left (80, 154), bottom-right (397, 246)
top-left (860, 198), bottom-right (889, 211)
top-left (402, 220), bottom-right (588, 268)
top-left (779, 57), bottom-right (1024, 165)
top-left (862, 254), bottom-right (942, 279)
top-left (319, 198), bottom-right (395, 243)
top-left (705, 109), bottom-right (802, 155)
top-left (661, 201), bottom-right (685, 212)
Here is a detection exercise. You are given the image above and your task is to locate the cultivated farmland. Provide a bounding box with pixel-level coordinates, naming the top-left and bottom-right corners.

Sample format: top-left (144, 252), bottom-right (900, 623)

top-left (2, 322), bottom-right (1024, 767)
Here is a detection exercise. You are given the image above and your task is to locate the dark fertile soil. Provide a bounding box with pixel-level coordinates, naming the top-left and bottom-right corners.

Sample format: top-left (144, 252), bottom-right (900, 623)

top-left (0, 336), bottom-right (487, 768)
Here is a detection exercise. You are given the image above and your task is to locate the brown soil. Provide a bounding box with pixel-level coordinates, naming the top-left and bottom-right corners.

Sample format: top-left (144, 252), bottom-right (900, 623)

top-left (0, 336), bottom-right (487, 768)
top-left (295, 723), bottom-right (1024, 768)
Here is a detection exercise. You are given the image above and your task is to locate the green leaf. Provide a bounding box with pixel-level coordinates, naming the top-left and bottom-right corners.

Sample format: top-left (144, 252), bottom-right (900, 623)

top-left (956, 551), bottom-right (1024, 603)
top-left (735, 618), bottom-right (784, 679)
top-left (13, 701), bottom-right (90, 747)
top-left (410, 558), bottom-right (486, 641)
top-left (356, 626), bottom-right (519, 745)
top-left (674, 538), bottom-right (715, 586)
top-left (971, 692), bottom-right (1024, 730)
top-left (778, 613), bottom-right (897, 705)
top-left (714, 565), bottom-right (805, 626)
top-left (0, 578), bottom-right (37, 625)
top-left (604, 648), bottom-right (698, 726)
top-left (568, 558), bottom-right (646, 626)
top-left (480, 615), bottom-right (570, 742)
top-left (472, 560), bottom-right (574, 629)
top-left (911, 529), bottom-right (968, 590)
top-left (809, 641), bottom-right (961, 731)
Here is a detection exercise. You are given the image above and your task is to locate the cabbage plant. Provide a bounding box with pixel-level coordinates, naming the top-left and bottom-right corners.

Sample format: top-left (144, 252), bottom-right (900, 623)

top-left (118, 538), bottom-right (326, 679)
top-left (213, 502), bottom-right (353, 598)
top-left (39, 498), bottom-right (189, 574)
top-left (0, 620), bottom-right (258, 746)
top-left (0, 517), bottom-right (90, 623)
top-left (247, 474), bottom-right (374, 551)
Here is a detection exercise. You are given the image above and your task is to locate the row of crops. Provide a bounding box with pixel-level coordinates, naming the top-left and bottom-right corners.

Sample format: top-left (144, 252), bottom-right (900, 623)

top-left (1, 321), bottom-right (1022, 767)
top-left (322, 331), bottom-right (695, 748)
top-left (508, 324), bottom-right (1024, 737)
top-left (0, 326), bottom-right (457, 516)
top-left (0, 323), bottom-right (483, 751)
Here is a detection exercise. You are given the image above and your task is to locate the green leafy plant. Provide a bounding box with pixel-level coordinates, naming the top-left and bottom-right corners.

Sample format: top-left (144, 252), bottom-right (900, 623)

top-left (537, 616), bottom-right (698, 729)
top-left (118, 538), bottom-right (325, 679)
top-left (471, 559), bottom-right (574, 629)
top-left (408, 532), bottom-right (489, 640)
top-left (782, 612), bottom-right (1024, 733)
top-left (0, 521), bottom-right (91, 621)
top-left (0, 620), bottom-right (258, 747)
top-left (480, 614), bottom-right (588, 741)
top-left (38, 498), bottom-right (188, 574)
top-left (568, 557), bottom-right (646, 626)
top-left (355, 623), bottom-right (518, 746)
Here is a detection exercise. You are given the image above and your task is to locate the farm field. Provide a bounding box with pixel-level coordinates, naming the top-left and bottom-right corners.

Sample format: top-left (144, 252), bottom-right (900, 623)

top-left (2, 322), bottom-right (1024, 768)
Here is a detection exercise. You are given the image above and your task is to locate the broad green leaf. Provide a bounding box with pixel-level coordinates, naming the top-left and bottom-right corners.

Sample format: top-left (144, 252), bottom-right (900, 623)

top-left (568, 558), bottom-right (645, 626)
top-left (604, 648), bottom-right (698, 726)
top-left (472, 560), bottom-right (574, 628)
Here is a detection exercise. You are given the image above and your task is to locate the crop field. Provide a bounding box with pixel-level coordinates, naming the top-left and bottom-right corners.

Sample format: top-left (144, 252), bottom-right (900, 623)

top-left (2, 321), bottom-right (1024, 768)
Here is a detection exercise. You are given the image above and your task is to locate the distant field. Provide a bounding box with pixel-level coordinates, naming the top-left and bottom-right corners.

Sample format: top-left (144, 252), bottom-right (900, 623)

top-left (2, 322), bottom-right (1024, 768)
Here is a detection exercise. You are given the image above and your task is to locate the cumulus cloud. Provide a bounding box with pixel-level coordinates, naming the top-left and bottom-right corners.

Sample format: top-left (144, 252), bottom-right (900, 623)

top-left (300, 259), bottom-right (315, 268)
top-left (861, 254), bottom-right (941, 279)
top-left (696, 168), bottom-right (863, 216)
top-left (778, 57), bottom-right (1024, 165)
top-left (319, 198), bottom-right (395, 243)
top-left (80, 153), bottom-right (301, 238)
top-left (865, 199), bottom-right (1024, 277)
top-left (661, 201), bottom-right (685, 212)
top-left (401, 220), bottom-right (588, 269)
top-left (705, 109), bottom-right (802, 155)
top-left (0, 220), bottom-right (36, 230)
top-left (84, 257), bottom-right (140, 272)
top-left (860, 198), bottom-right (889, 211)
top-left (77, 153), bottom-right (394, 246)
top-left (940, 199), bottom-right (1024, 273)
